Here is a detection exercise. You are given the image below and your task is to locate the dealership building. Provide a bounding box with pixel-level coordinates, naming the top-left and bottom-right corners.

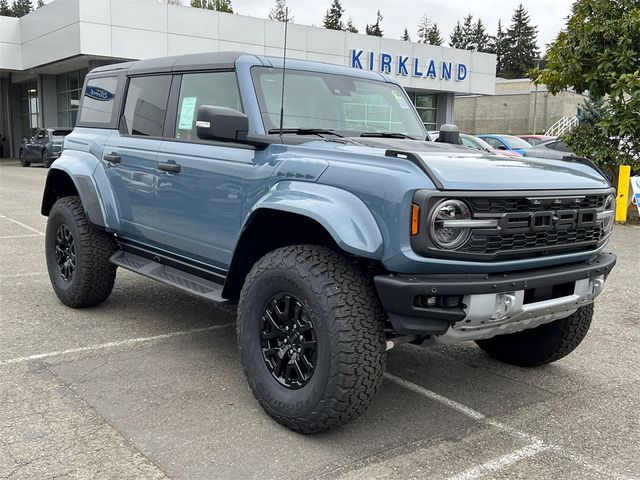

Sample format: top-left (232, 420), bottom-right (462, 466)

top-left (0, 0), bottom-right (496, 158)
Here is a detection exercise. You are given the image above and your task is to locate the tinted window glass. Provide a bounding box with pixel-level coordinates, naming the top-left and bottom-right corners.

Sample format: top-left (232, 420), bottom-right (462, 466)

top-left (79, 76), bottom-right (118, 125)
top-left (174, 71), bottom-right (242, 140)
top-left (483, 137), bottom-right (503, 148)
top-left (124, 75), bottom-right (172, 137)
top-left (555, 141), bottom-right (571, 152)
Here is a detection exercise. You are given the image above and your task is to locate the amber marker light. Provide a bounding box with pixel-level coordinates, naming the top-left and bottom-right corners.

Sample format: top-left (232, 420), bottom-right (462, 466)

top-left (411, 204), bottom-right (420, 236)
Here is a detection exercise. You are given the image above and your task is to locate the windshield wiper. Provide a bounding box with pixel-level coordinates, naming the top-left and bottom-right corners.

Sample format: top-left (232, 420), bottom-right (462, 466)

top-left (360, 132), bottom-right (416, 139)
top-left (268, 128), bottom-right (344, 137)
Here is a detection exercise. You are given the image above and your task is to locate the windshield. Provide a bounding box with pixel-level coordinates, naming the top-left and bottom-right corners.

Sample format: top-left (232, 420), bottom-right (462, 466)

top-left (251, 67), bottom-right (426, 138)
top-left (502, 135), bottom-right (532, 149)
top-left (461, 134), bottom-right (492, 151)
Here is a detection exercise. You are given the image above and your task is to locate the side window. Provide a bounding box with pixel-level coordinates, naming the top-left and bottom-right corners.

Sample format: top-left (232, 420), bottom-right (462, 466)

top-left (36, 129), bottom-right (46, 139)
top-left (174, 71), bottom-right (242, 140)
top-left (123, 75), bottom-right (172, 137)
top-left (555, 141), bottom-right (571, 152)
top-left (484, 137), bottom-right (502, 148)
top-left (79, 76), bottom-right (118, 125)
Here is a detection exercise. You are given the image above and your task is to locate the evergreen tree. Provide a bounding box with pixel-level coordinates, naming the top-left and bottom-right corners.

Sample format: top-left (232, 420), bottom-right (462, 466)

top-left (190, 0), bottom-right (233, 13)
top-left (37, 0), bottom-right (44, 8)
top-left (401, 27), bottom-right (410, 41)
top-left (501, 4), bottom-right (539, 78)
top-left (470, 19), bottom-right (491, 52)
top-left (427, 23), bottom-right (443, 46)
top-left (417, 15), bottom-right (443, 46)
top-left (11, 0), bottom-right (32, 17)
top-left (365, 10), bottom-right (383, 37)
top-left (0, 0), bottom-right (13, 16)
top-left (345, 17), bottom-right (358, 33)
top-left (460, 13), bottom-right (474, 47)
top-left (269, 0), bottom-right (293, 22)
top-left (323, 0), bottom-right (344, 30)
top-left (449, 21), bottom-right (464, 48)
top-left (493, 20), bottom-right (509, 76)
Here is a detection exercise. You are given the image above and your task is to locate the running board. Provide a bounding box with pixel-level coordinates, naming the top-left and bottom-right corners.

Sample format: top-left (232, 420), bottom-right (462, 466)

top-left (110, 250), bottom-right (226, 303)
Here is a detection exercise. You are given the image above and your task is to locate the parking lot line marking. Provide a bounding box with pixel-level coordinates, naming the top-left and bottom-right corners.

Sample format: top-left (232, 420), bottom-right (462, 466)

top-left (0, 272), bottom-right (47, 278)
top-left (0, 234), bottom-right (43, 239)
top-left (0, 214), bottom-right (45, 236)
top-left (447, 441), bottom-right (550, 480)
top-left (385, 372), bottom-right (636, 480)
top-left (0, 322), bottom-right (234, 367)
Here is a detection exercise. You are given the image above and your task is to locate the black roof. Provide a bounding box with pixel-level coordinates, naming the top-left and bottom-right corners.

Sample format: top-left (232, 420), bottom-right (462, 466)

top-left (90, 51), bottom-right (258, 75)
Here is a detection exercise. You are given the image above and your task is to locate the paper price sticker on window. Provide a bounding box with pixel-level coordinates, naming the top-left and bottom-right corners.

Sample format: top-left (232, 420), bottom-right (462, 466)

top-left (631, 176), bottom-right (640, 214)
top-left (178, 97), bottom-right (197, 130)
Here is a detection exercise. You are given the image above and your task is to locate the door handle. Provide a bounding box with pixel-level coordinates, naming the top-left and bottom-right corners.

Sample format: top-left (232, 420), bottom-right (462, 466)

top-left (157, 162), bottom-right (181, 173)
top-left (103, 153), bottom-right (121, 164)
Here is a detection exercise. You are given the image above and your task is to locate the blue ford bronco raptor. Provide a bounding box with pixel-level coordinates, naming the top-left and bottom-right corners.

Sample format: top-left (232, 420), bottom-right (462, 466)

top-left (42, 52), bottom-right (616, 433)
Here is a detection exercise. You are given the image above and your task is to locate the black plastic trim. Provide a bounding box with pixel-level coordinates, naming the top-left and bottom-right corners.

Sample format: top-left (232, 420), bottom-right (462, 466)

top-left (375, 252), bottom-right (616, 335)
top-left (73, 175), bottom-right (105, 227)
top-left (385, 150), bottom-right (445, 190)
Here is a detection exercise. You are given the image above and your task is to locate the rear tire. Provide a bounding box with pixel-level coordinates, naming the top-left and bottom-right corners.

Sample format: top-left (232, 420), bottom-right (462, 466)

top-left (45, 196), bottom-right (117, 308)
top-left (475, 304), bottom-right (594, 367)
top-left (19, 150), bottom-right (30, 167)
top-left (237, 245), bottom-right (386, 433)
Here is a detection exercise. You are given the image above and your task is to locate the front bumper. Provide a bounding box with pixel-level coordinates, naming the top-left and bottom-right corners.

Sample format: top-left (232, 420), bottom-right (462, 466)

top-left (374, 252), bottom-right (616, 342)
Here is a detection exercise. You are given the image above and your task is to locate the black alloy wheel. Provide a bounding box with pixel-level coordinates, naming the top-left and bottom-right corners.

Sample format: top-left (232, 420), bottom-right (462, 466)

top-left (55, 224), bottom-right (75, 281)
top-left (260, 293), bottom-right (317, 389)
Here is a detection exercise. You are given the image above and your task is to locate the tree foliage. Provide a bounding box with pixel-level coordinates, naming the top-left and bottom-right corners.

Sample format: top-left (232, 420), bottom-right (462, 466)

top-left (0, 0), bottom-right (12, 16)
top-left (365, 10), bottom-right (383, 37)
top-left (345, 17), bottom-right (358, 33)
top-left (269, 0), bottom-right (293, 22)
top-left (401, 27), bottom-right (410, 42)
top-left (500, 4), bottom-right (539, 78)
top-left (10, 0), bottom-right (32, 17)
top-left (323, 0), bottom-right (344, 30)
top-left (448, 14), bottom-right (490, 51)
top-left (190, 0), bottom-right (233, 13)
top-left (535, 0), bottom-right (640, 172)
top-left (37, 0), bottom-right (44, 8)
top-left (492, 20), bottom-right (509, 75)
top-left (417, 15), bottom-right (443, 46)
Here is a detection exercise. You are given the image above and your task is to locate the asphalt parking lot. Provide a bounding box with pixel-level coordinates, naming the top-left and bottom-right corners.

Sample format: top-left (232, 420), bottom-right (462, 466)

top-left (0, 159), bottom-right (639, 480)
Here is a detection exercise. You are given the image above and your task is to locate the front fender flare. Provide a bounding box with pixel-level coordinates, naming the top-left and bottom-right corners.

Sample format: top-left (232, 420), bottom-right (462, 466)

top-left (247, 181), bottom-right (384, 259)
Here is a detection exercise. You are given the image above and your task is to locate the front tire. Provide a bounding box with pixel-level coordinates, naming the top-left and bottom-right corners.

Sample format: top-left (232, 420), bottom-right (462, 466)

top-left (45, 196), bottom-right (117, 308)
top-left (42, 149), bottom-right (52, 168)
top-left (475, 304), bottom-right (594, 367)
top-left (237, 245), bottom-right (386, 433)
top-left (19, 150), bottom-right (30, 167)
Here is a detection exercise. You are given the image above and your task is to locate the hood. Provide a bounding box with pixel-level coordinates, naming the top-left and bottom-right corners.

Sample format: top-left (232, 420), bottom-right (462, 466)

top-left (346, 137), bottom-right (610, 191)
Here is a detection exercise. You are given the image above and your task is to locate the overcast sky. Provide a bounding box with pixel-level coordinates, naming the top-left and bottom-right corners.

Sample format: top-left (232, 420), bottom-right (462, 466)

top-left (232, 0), bottom-right (574, 52)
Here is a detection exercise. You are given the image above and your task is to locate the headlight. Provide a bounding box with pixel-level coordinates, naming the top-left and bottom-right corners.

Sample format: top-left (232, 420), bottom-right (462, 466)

top-left (600, 194), bottom-right (615, 233)
top-left (429, 199), bottom-right (472, 249)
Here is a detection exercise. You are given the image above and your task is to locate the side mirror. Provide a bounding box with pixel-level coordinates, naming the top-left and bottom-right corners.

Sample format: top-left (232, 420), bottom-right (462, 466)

top-left (196, 105), bottom-right (248, 143)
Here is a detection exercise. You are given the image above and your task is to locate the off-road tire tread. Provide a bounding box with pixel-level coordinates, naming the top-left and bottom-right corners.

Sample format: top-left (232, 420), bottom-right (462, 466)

top-left (237, 245), bottom-right (386, 433)
top-left (475, 304), bottom-right (594, 367)
top-left (46, 196), bottom-right (117, 308)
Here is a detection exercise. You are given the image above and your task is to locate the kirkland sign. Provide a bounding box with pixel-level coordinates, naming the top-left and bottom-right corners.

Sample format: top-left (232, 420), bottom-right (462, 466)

top-left (350, 50), bottom-right (468, 81)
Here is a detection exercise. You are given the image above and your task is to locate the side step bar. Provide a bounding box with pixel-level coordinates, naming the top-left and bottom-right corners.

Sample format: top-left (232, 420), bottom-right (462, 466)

top-left (110, 250), bottom-right (226, 303)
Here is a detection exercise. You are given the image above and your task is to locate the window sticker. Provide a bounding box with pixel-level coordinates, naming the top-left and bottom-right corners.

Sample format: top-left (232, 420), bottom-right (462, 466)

top-left (178, 96), bottom-right (197, 130)
top-left (392, 89), bottom-right (410, 109)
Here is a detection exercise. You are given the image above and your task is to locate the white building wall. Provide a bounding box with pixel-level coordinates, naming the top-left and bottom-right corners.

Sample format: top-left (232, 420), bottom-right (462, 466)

top-left (0, 17), bottom-right (21, 71)
top-left (6, 0), bottom-right (495, 96)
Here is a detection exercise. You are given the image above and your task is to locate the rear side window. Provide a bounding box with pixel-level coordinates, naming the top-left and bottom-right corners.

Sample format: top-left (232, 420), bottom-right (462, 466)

top-left (79, 76), bottom-right (118, 125)
top-left (123, 75), bottom-right (172, 137)
top-left (174, 71), bottom-right (242, 140)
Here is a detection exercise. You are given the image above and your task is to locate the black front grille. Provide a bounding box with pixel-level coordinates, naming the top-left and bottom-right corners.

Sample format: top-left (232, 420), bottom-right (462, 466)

top-left (460, 225), bottom-right (604, 256)
top-left (467, 194), bottom-right (607, 213)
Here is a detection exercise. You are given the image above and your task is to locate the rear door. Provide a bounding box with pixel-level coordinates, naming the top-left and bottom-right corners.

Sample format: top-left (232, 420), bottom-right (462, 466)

top-left (101, 74), bottom-right (172, 245)
top-left (154, 70), bottom-right (253, 270)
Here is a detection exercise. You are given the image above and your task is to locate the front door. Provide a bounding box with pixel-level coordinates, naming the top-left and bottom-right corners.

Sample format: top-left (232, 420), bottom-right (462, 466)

top-left (101, 74), bottom-right (172, 245)
top-left (153, 71), bottom-right (253, 271)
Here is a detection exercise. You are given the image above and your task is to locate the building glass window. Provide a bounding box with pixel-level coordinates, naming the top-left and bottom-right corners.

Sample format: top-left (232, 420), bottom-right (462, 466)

top-left (407, 92), bottom-right (437, 131)
top-left (19, 81), bottom-right (39, 140)
top-left (56, 69), bottom-right (88, 127)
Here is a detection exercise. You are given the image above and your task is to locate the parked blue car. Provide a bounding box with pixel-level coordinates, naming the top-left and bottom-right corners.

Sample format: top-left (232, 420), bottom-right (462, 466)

top-left (476, 134), bottom-right (534, 155)
top-left (41, 52), bottom-right (616, 433)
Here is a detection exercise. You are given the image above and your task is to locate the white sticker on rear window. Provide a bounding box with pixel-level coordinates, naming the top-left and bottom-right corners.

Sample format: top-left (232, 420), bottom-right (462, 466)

top-left (178, 96), bottom-right (197, 130)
